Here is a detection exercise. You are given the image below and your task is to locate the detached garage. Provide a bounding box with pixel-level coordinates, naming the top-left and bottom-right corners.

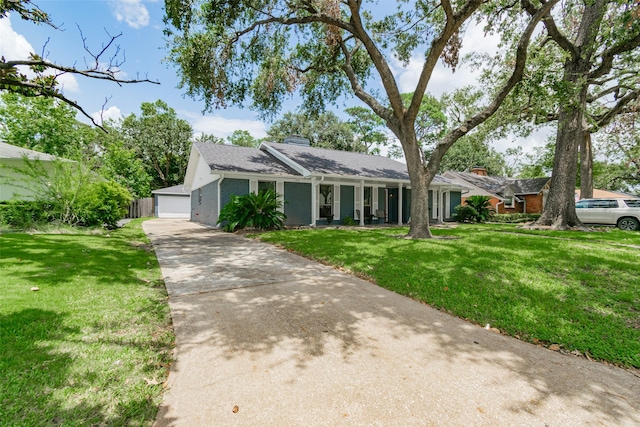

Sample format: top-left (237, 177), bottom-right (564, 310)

top-left (152, 185), bottom-right (190, 218)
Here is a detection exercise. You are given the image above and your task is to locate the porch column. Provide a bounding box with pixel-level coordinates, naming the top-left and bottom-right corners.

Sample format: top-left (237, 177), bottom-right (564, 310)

top-left (398, 182), bottom-right (403, 225)
top-left (311, 177), bottom-right (317, 227)
top-left (359, 180), bottom-right (365, 226)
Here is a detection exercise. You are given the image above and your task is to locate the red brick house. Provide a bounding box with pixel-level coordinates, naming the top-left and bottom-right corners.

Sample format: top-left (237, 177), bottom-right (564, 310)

top-left (442, 168), bottom-right (551, 214)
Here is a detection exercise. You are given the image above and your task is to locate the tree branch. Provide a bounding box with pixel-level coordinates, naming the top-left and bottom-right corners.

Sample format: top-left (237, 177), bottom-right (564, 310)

top-left (407, 0), bottom-right (484, 124)
top-left (338, 39), bottom-right (393, 123)
top-left (425, 0), bottom-right (560, 177)
top-left (588, 32), bottom-right (640, 80)
top-left (592, 89), bottom-right (639, 129)
top-left (521, 0), bottom-right (578, 59)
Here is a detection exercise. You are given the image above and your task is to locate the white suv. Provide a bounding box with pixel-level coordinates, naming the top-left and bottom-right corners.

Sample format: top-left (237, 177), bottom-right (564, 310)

top-left (575, 198), bottom-right (640, 231)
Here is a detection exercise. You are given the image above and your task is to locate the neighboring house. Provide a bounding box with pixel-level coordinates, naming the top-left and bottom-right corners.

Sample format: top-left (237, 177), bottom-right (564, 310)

top-left (184, 137), bottom-right (467, 227)
top-left (0, 141), bottom-right (73, 201)
top-left (152, 185), bottom-right (191, 218)
top-left (442, 167), bottom-right (551, 214)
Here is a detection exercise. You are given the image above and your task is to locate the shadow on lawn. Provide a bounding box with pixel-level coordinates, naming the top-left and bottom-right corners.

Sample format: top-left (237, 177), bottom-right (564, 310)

top-left (145, 222), bottom-right (640, 426)
top-left (0, 233), bottom-right (155, 288)
top-left (2, 309), bottom-right (98, 425)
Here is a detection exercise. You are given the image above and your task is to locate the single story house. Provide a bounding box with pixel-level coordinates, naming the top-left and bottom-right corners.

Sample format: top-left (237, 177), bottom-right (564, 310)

top-left (184, 137), bottom-right (467, 227)
top-left (0, 141), bottom-right (74, 201)
top-left (152, 184), bottom-right (191, 218)
top-left (442, 167), bottom-right (551, 214)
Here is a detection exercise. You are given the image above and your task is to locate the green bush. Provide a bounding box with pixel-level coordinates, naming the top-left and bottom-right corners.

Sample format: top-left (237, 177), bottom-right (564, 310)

top-left (0, 201), bottom-right (53, 229)
top-left (490, 213), bottom-right (541, 223)
top-left (342, 216), bottom-right (357, 226)
top-left (218, 189), bottom-right (286, 232)
top-left (77, 181), bottom-right (132, 228)
top-left (453, 204), bottom-right (478, 223)
top-left (3, 158), bottom-right (132, 229)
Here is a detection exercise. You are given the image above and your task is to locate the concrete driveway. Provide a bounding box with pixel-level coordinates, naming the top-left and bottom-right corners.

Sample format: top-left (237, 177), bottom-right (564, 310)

top-left (143, 219), bottom-right (640, 426)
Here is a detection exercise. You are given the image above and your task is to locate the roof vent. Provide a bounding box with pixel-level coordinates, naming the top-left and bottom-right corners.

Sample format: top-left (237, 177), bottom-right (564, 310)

top-left (283, 135), bottom-right (310, 146)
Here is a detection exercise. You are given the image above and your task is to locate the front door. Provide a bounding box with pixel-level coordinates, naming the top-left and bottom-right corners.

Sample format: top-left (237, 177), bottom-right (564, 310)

top-left (387, 188), bottom-right (398, 223)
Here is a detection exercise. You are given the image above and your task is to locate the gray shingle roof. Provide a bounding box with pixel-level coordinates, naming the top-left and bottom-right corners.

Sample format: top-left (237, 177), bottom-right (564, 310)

top-left (152, 184), bottom-right (189, 195)
top-left (264, 142), bottom-right (411, 180)
top-left (511, 177), bottom-right (550, 194)
top-left (194, 140), bottom-right (460, 186)
top-left (447, 171), bottom-right (550, 196)
top-left (194, 142), bottom-right (299, 175)
top-left (0, 141), bottom-right (69, 161)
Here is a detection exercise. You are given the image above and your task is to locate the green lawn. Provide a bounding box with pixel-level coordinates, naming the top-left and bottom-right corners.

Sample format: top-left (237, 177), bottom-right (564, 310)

top-left (258, 224), bottom-right (640, 368)
top-left (0, 220), bottom-right (173, 426)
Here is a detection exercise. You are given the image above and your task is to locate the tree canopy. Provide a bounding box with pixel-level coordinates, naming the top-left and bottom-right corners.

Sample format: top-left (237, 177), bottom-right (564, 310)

top-left (266, 111), bottom-right (359, 151)
top-left (121, 100), bottom-right (193, 189)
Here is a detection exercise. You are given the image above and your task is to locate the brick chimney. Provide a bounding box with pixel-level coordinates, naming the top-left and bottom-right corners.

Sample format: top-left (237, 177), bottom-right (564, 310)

top-left (470, 166), bottom-right (488, 176)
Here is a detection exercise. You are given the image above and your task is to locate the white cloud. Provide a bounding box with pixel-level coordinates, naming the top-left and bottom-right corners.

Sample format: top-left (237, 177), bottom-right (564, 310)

top-left (0, 17), bottom-right (80, 93)
top-left (92, 105), bottom-right (122, 125)
top-left (109, 0), bottom-right (150, 29)
top-left (0, 17), bottom-right (34, 60)
top-left (181, 112), bottom-right (268, 139)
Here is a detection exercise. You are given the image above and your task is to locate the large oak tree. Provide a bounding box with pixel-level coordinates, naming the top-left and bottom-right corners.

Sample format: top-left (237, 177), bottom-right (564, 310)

top-left (164, 0), bottom-right (556, 238)
top-left (516, 0), bottom-right (640, 228)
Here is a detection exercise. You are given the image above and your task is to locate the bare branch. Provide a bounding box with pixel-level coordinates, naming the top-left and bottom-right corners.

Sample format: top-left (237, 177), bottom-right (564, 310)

top-left (0, 59), bottom-right (158, 85)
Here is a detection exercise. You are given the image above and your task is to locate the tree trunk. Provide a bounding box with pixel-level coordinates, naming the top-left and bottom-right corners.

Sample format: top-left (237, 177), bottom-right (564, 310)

top-left (536, 0), bottom-right (606, 229)
top-left (579, 131), bottom-right (593, 199)
top-left (536, 65), bottom-right (587, 228)
top-left (399, 131), bottom-right (433, 239)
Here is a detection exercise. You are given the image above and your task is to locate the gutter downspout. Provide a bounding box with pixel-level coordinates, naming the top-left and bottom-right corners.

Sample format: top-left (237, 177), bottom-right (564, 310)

top-left (495, 200), bottom-right (503, 216)
top-left (217, 174), bottom-right (225, 227)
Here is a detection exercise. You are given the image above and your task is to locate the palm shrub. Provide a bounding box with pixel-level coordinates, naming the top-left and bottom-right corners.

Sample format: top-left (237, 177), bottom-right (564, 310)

top-left (218, 189), bottom-right (286, 232)
top-left (464, 195), bottom-right (492, 222)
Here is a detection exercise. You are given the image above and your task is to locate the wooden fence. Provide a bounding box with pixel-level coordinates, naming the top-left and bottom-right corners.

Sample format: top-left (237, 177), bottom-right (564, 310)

top-left (127, 197), bottom-right (154, 218)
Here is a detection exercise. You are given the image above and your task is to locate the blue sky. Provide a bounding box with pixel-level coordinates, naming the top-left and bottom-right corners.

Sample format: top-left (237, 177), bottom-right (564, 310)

top-left (1, 0), bottom-right (551, 153)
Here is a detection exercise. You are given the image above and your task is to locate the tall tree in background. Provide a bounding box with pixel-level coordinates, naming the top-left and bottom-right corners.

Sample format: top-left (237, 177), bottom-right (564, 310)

top-left (0, 0), bottom-right (158, 127)
top-left (344, 106), bottom-right (388, 154)
top-left (227, 130), bottom-right (260, 147)
top-left (164, 0), bottom-right (556, 238)
top-left (266, 112), bottom-right (358, 151)
top-left (121, 100), bottom-right (193, 189)
top-left (0, 92), bottom-right (94, 159)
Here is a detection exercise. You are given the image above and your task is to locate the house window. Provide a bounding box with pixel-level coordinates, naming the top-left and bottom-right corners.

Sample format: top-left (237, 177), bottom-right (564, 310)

top-left (319, 184), bottom-right (333, 218)
top-left (258, 181), bottom-right (275, 194)
top-left (198, 189), bottom-right (202, 205)
top-left (504, 196), bottom-right (514, 208)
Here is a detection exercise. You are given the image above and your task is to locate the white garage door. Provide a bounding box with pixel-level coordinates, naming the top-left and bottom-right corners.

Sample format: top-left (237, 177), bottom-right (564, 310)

top-left (157, 195), bottom-right (190, 218)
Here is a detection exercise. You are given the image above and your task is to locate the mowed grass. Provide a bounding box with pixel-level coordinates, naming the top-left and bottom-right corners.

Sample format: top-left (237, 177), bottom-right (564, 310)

top-left (258, 224), bottom-right (640, 367)
top-left (0, 219), bottom-right (173, 426)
